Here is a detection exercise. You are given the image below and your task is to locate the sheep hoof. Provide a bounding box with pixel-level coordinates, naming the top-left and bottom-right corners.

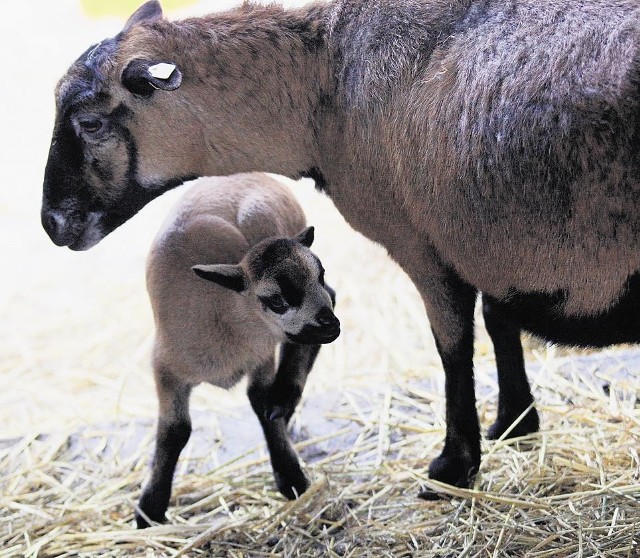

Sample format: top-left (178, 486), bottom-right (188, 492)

top-left (135, 510), bottom-right (166, 529)
top-left (417, 487), bottom-right (448, 501)
top-left (274, 469), bottom-right (310, 499)
top-left (487, 407), bottom-right (539, 440)
top-left (136, 491), bottom-right (169, 529)
top-left (418, 452), bottom-right (478, 499)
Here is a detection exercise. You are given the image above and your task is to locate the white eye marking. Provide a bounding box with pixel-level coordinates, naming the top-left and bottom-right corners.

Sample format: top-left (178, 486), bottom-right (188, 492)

top-left (148, 63), bottom-right (176, 79)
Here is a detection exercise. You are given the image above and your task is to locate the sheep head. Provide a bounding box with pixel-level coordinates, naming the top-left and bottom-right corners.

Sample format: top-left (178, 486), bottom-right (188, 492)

top-left (41, 1), bottom-right (195, 250)
top-left (42, 0), bottom-right (328, 250)
top-left (193, 227), bottom-right (341, 345)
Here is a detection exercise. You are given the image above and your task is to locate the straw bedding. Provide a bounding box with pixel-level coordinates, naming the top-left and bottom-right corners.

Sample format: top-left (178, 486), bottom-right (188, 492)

top-left (2, 352), bottom-right (639, 557)
top-left (2, 180), bottom-right (639, 557)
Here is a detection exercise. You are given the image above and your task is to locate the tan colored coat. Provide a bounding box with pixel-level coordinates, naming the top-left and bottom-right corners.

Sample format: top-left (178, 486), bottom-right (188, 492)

top-left (147, 173), bottom-right (305, 387)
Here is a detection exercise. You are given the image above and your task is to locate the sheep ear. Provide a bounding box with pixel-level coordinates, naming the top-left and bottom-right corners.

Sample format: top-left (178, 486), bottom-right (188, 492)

top-left (294, 226), bottom-right (314, 248)
top-left (121, 59), bottom-right (182, 96)
top-left (123, 1), bottom-right (163, 32)
top-left (192, 264), bottom-right (247, 293)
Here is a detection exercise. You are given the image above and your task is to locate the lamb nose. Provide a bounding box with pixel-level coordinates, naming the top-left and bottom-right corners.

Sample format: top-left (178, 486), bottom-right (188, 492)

top-left (42, 210), bottom-right (68, 245)
top-left (317, 307), bottom-right (338, 326)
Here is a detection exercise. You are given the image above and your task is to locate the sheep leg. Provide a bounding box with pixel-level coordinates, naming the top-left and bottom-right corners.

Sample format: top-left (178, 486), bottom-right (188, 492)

top-left (247, 360), bottom-right (310, 499)
top-left (265, 283), bottom-right (336, 423)
top-left (482, 296), bottom-right (539, 439)
top-left (417, 272), bottom-right (480, 497)
top-left (137, 370), bottom-right (193, 528)
top-left (265, 342), bottom-right (321, 423)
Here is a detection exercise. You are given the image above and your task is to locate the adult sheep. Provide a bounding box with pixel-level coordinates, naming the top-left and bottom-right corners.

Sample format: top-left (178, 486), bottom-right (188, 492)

top-left (42, 0), bottom-right (640, 493)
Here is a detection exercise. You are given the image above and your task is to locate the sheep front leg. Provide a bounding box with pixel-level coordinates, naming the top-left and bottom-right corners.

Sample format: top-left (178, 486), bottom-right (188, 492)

top-left (264, 342), bottom-right (321, 423)
top-left (482, 296), bottom-right (539, 439)
top-left (247, 360), bottom-right (310, 500)
top-left (265, 283), bottom-right (336, 423)
top-left (137, 369), bottom-right (193, 528)
top-left (417, 272), bottom-right (480, 497)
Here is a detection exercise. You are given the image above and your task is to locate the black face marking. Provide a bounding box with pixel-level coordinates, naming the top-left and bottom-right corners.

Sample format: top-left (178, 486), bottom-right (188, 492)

top-left (43, 87), bottom-right (197, 247)
top-left (58, 38), bottom-right (120, 117)
top-left (286, 312), bottom-right (341, 344)
top-left (309, 253), bottom-right (324, 285)
top-left (102, 113), bottom-right (196, 234)
top-left (249, 239), bottom-right (293, 278)
top-left (276, 273), bottom-right (305, 307)
top-left (43, 26), bottom-right (197, 250)
top-left (91, 158), bottom-right (113, 182)
top-left (43, 119), bottom-right (86, 211)
top-left (109, 102), bottom-right (133, 122)
top-left (98, 102), bottom-right (195, 229)
top-left (247, 237), bottom-right (324, 308)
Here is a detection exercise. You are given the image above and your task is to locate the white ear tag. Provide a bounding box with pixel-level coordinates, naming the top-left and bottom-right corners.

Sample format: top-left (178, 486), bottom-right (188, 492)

top-left (148, 63), bottom-right (176, 80)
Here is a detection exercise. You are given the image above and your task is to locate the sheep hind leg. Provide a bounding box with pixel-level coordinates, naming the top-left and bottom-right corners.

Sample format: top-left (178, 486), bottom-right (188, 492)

top-left (482, 296), bottom-right (539, 440)
top-left (137, 370), bottom-right (193, 529)
top-left (247, 359), bottom-right (310, 500)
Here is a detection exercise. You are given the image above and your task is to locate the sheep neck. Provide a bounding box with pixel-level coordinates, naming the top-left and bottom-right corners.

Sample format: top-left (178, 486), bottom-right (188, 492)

top-left (119, 3), bottom-right (334, 180)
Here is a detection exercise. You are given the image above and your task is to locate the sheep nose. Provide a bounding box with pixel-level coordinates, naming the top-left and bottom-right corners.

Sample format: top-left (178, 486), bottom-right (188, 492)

top-left (316, 307), bottom-right (339, 328)
top-left (42, 210), bottom-right (70, 246)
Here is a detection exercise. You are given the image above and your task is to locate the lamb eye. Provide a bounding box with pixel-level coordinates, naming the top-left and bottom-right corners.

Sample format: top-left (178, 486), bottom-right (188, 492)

top-left (260, 294), bottom-right (289, 314)
top-left (78, 118), bottom-right (103, 134)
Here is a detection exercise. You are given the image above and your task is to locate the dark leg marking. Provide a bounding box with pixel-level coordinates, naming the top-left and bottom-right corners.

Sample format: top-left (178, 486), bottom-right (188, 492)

top-left (247, 362), bottom-right (309, 499)
top-left (265, 343), bottom-right (320, 423)
top-left (482, 296), bottom-right (539, 440)
top-left (137, 373), bottom-right (192, 528)
top-left (419, 274), bottom-right (480, 498)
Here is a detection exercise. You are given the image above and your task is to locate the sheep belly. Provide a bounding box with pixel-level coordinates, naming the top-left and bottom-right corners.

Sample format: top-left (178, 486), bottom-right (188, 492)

top-left (487, 271), bottom-right (640, 347)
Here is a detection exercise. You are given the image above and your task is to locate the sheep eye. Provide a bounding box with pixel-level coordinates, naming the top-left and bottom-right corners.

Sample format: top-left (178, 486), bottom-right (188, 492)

top-left (260, 294), bottom-right (289, 314)
top-left (78, 118), bottom-right (103, 134)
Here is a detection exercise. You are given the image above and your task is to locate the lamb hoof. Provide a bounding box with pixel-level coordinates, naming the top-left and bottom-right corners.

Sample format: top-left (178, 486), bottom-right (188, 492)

top-left (136, 492), bottom-right (169, 529)
top-left (487, 407), bottom-right (539, 440)
top-left (417, 487), bottom-right (447, 501)
top-left (274, 469), bottom-right (310, 500)
top-left (135, 510), bottom-right (165, 529)
top-left (418, 452), bottom-right (478, 500)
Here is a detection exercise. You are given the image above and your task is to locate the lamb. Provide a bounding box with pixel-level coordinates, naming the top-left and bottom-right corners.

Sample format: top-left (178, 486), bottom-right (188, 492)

top-left (137, 173), bottom-right (339, 528)
top-left (41, 0), bottom-right (640, 494)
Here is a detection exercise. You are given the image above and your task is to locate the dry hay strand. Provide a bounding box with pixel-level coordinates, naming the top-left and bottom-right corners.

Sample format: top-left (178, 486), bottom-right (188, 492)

top-left (2, 355), bottom-right (639, 558)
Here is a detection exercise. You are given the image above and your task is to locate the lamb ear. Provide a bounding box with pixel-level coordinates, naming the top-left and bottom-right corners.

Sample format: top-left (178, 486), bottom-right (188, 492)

top-left (293, 226), bottom-right (314, 248)
top-left (123, 1), bottom-right (163, 32)
top-left (121, 59), bottom-right (182, 96)
top-left (192, 264), bottom-right (247, 293)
